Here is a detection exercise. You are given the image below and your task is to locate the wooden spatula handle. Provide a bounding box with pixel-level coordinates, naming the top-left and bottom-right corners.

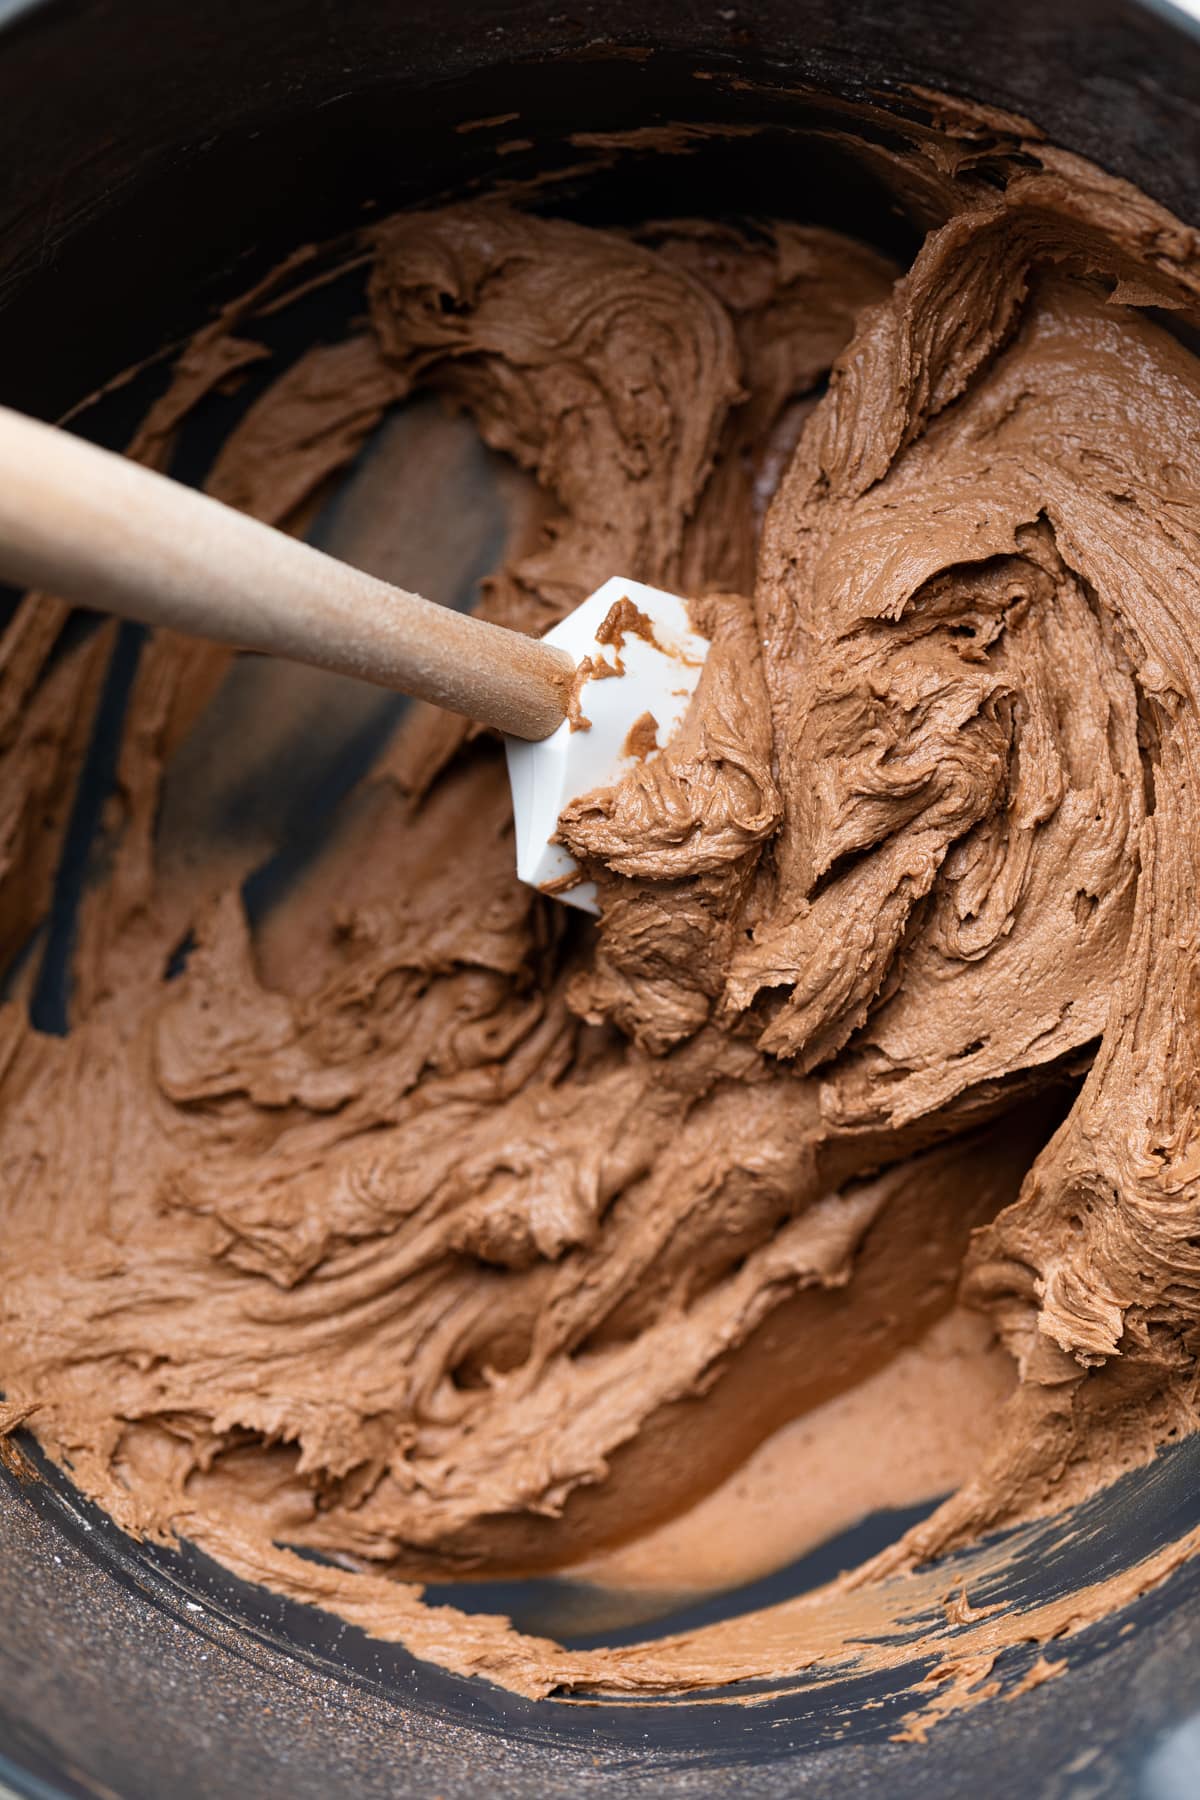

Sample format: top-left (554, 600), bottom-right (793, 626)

top-left (0, 406), bottom-right (574, 741)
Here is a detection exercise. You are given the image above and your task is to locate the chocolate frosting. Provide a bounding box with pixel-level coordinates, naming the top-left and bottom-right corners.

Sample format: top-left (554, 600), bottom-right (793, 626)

top-left (4, 92), bottom-right (1200, 1712)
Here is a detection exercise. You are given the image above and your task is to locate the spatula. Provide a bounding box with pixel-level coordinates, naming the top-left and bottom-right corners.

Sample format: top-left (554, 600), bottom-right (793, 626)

top-left (0, 407), bottom-right (709, 913)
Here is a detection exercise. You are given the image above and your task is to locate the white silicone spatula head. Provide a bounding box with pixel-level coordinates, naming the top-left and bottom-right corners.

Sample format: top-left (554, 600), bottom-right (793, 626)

top-left (504, 577), bottom-right (710, 914)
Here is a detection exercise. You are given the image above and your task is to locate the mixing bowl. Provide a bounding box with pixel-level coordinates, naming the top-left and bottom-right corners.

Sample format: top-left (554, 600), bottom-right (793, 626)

top-left (2, 1), bottom-right (1200, 1793)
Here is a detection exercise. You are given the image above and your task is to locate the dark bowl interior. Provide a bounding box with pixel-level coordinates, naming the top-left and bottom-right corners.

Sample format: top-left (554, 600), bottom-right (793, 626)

top-left (3, 1), bottom-right (1200, 1794)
